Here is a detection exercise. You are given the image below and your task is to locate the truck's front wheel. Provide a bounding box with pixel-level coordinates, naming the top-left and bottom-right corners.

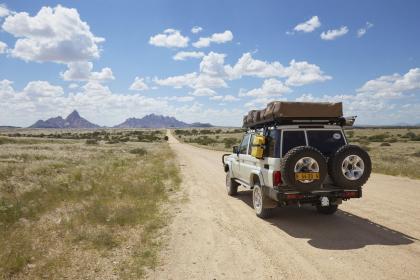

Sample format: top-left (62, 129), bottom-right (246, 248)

top-left (226, 172), bottom-right (239, 196)
top-left (253, 184), bottom-right (271, 218)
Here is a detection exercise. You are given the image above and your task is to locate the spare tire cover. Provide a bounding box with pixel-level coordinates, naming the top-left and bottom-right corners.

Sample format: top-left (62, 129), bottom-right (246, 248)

top-left (281, 146), bottom-right (327, 190)
top-left (328, 145), bottom-right (371, 188)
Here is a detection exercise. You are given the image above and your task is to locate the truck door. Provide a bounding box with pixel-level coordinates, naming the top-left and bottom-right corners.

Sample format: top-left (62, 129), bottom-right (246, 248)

top-left (233, 134), bottom-right (251, 180)
top-left (240, 134), bottom-right (259, 183)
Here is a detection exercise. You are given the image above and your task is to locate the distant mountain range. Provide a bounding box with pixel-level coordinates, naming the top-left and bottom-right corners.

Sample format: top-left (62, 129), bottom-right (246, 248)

top-left (29, 110), bottom-right (213, 129)
top-left (30, 110), bottom-right (100, 128)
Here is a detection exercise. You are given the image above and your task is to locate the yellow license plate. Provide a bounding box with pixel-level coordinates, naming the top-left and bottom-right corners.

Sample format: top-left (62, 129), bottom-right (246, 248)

top-left (295, 172), bottom-right (320, 181)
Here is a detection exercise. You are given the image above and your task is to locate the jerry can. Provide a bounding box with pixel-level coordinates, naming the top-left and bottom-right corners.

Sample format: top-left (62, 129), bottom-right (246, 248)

top-left (251, 135), bottom-right (265, 159)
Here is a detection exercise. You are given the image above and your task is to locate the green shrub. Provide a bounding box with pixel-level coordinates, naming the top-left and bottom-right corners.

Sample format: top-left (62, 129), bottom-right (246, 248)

top-left (85, 139), bottom-right (98, 145)
top-left (368, 134), bottom-right (388, 142)
top-left (129, 148), bottom-right (147, 156)
top-left (380, 142), bottom-right (391, 147)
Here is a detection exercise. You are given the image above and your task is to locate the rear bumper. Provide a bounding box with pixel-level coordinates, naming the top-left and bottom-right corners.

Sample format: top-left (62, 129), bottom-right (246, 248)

top-left (264, 186), bottom-right (362, 205)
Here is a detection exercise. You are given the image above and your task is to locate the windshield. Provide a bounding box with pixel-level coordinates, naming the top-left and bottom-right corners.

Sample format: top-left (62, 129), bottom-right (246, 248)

top-left (306, 130), bottom-right (346, 158)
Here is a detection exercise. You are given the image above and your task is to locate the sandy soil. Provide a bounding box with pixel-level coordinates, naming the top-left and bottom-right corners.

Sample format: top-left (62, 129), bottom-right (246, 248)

top-left (150, 131), bottom-right (420, 280)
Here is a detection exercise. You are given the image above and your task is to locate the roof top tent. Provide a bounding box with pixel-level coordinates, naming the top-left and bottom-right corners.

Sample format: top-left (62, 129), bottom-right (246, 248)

top-left (243, 101), bottom-right (356, 129)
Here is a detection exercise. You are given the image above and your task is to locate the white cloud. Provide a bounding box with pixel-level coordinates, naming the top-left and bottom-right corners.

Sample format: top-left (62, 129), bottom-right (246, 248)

top-left (239, 79), bottom-right (291, 97)
top-left (149, 28), bottom-right (189, 48)
top-left (357, 22), bottom-right (373, 38)
top-left (191, 26), bottom-right (203, 34)
top-left (2, 5), bottom-right (104, 63)
top-left (227, 52), bottom-right (285, 79)
top-left (0, 41), bottom-right (7, 53)
top-left (68, 83), bottom-right (79, 89)
top-left (164, 96), bottom-right (195, 102)
top-left (154, 72), bottom-right (197, 88)
top-left (173, 51), bottom-right (204, 61)
top-left (357, 68), bottom-right (420, 98)
top-left (90, 67), bottom-right (114, 81)
top-left (0, 4), bottom-right (10, 17)
top-left (190, 88), bottom-right (216, 96)
top-left (210, 94), bottom-right (239, 102)
top-left (284, 60), bottom-right (332, 86)
top-left (23, 81), bottom-right (64, 97)
top-left (294, 16), bottom-right (321, 33)
top-left (61, 62), bottom-right (114, 82)
top-left (192, 30), bottom-right (233, 48)
top-left (129, 77), bottom-right (149, 91)
top-left (320, 26), bottom-right (349, 40)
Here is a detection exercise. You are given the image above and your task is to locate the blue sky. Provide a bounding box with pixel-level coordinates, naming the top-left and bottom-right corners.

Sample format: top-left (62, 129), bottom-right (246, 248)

top-left (1, 0), bottom-right (420, 127)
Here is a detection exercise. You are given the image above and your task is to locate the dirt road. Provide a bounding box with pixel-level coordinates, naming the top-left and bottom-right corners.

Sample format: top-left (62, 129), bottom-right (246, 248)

top-left (151, 131), bottom-right (420, 280)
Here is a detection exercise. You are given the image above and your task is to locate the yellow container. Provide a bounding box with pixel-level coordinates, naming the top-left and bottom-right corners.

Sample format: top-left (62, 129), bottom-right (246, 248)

top-left (253, 135), bottom-right (266, 146)
top-left (251, 135), bottom-right (265, 159)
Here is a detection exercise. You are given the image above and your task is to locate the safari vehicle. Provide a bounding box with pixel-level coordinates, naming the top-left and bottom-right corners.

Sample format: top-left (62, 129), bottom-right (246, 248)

top-left (222, 101), bottom-right (371, 218)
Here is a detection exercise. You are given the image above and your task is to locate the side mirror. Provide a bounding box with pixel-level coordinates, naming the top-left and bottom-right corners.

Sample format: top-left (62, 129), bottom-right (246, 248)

top-left (232, 146), bottom-right (238, 154)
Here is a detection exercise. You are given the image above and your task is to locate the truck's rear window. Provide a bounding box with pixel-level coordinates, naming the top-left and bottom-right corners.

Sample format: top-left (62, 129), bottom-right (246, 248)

top-left (307, 130), bottom-right (345, 157)
top-left (282, 131), bottom-right (306, 156)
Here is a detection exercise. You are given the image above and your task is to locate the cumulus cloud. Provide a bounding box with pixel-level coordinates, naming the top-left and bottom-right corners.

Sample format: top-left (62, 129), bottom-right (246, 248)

top-left (173, 51), bottom-right (204, 61)
top-left (239, 79), bottom-right (291, 97)
top-left (190, 88), bottom-right (216, 96)
top-left (129, 77), bottom-right (149, 91)
top-left (320, 26), bottom-right (349, 40)
top-left (0, 41), bottom-right (7, 53)
top-left (191, 26), bottom-right (203, 34)
top-left (210, 94), bottom-right (239, 102)
top-left (357, 22), bottom-right (373, 38)
top-left (357, 68), bottom-right (420, 98)
top-left (154, 72), bottom-right (198, 89)
top-left (61, 62), bottom-right (114, 82)
top-left (192, 30), bottom-right (233, 48)
top-left (293, 16), bottom-right (321, 33)
top-left (0, 4), bottom-right (10, 17)
top-left (149, 28), bottom-right (189, 48)
top-left (2, 5), bottom-right (105, 63)
top-left (284, 60), bottom-right (332, 86)
top-left (226, 52), bottom-right (285, 79)
top-left (23, 80), bottom-right (64, 97)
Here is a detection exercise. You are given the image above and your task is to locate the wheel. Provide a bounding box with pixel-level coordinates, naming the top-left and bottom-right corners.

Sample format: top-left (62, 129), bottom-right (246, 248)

top-left (280, 146), bottom-right (328, 191)
top-left (252, 183), bottom-right (271, 218)
top-left (226, 172), bottom-right (239, 196)
top-left (328, 145), bottom-right (371, 188)
top-left (316, 204), bottom-right (338, 215)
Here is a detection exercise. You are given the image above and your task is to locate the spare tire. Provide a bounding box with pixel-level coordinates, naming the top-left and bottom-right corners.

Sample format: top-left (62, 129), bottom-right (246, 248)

top-left (281, 146), bottom-right (327, 190)
top-left (328, 145), bottom-right (371, 188)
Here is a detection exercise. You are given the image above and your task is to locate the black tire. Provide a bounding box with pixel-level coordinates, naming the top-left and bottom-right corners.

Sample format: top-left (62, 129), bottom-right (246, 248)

top-left (226, 172), bottom-right (239, 196)
top-left (252, 183), bottom-right (271, 218)
top-left (280, 146), bottom-right (327, 190)
top-left (328, 145), bottom-right (371, 188)
top-left (316, 204), bottom-right (338, 215)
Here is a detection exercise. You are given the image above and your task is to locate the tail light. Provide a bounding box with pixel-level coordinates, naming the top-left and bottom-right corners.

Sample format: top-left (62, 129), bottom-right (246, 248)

top-left (343, 191), bottom-right (358, 198)
top-left (273, 171), bottom-right (282, 186)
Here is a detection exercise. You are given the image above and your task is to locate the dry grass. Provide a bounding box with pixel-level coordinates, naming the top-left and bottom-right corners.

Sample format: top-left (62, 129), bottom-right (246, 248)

top-left (0, 130), bottom-right (180, 279)
top-left (173, 127), bottom-right (420, 180)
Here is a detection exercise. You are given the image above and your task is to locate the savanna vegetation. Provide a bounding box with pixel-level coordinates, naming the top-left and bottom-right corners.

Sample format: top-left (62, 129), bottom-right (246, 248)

top-left (174, 127), bottom-right (420, 180)
top-left (0, 129), bottom-right (180, 279)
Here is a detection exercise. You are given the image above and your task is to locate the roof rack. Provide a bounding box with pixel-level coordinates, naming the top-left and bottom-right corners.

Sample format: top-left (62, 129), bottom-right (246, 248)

top-left (243, 116), bottom-right (356, 129)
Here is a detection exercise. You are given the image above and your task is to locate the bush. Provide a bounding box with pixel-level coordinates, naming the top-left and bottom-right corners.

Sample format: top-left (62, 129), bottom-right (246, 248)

top-left (129, 148), bottom-right (147, 156)
top-left (164, 136), bottom-right (169, 141)
top-left (85, 139), bottom-right (98, 145)
top-left (412, 151), bottom-right (420, 157)
top-left (368, 134), bottom-right (388, 142)
top-left (380, 142), bottom-right (391, 147)
top-left (223, 137), bottom-right (238, 149)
